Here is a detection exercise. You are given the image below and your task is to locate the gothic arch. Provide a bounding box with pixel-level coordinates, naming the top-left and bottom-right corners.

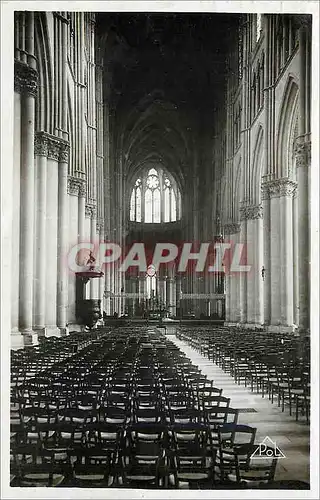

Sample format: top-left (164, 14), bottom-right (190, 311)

top-left (67, 83), bottom-right (74, 175)
top-left (276, 75), bottom-right (299, 178)
top-left (233, 157), bottom-right (242, 220)
top-left (221, 178), bottom-right (227, 226)
top-left (251, 125), bottom-right (264, 204)
top-left (118, 94), bottom-right (191, 189)
top-left (34, 12), bottom-right (54, 134)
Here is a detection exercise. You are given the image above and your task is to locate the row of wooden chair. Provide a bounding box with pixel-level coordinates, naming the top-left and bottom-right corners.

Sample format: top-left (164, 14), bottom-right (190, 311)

top-left (9, 326), bottom-right (304, 489)
top-left (177, 327), bottom-right (310, 422)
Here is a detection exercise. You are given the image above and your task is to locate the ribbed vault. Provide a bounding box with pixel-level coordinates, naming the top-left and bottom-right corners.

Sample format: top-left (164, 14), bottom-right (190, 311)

top-left (120, 95), bottom-right (190, 189)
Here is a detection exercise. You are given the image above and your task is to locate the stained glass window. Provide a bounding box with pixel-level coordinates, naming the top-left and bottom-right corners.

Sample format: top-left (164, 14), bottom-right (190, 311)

top-left (171, 191), bottom-right (177, 222)
top-left (129, 168), bottom-right (181, 223)
top-left (256, 14), bottom-right (262, 42)
top-left (164, 187), bottom-right (170, 222)
top-left (145, 189), bottom-right (153, 223)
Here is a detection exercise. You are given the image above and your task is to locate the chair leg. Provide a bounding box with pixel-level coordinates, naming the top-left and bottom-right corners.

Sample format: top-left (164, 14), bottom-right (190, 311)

top-left (295, 397), bottom-right (299, 421)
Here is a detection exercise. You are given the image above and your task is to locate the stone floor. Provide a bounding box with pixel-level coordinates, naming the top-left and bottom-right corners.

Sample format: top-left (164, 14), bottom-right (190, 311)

top-left (168, 332), bottom-right (310, 484)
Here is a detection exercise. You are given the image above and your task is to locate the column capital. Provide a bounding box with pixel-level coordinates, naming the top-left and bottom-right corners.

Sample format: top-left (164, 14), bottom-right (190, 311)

top-left (78, 180), bottom-right (87, 197)
top-left (59, 142), bottom-right (70, 163)
top-left (262, 178), bottom-right (298, 199)
top-left (240, 204), bottom-right (263, 220)
top-left (96, 218), bottom-right (104, 233)
top-left (47, 136), bottom-right (62, 161)
top-left (67, 177), bottom-right (87, 197)
top-left (294, 137), bottom-right (311, 168)
top-left (34, 132), bottom-right (48, 157)
top-left (67, 176), bottom-right (80, 196)
top-left (224, 222), bottom-right (241, 234)
top-left (14, 60), bottom-right (38, 97)
top-left (35, 132), bottom-right (69, 162)
top-left (85, 203), bottom-right (97, 219)
top-left (261, 184), bottom-right (270, 201)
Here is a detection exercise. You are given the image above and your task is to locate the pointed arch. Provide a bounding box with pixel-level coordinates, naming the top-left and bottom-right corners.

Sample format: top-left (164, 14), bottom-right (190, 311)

top-left (220, 178), bottom-right (227, 226)
top-left (118, 94), bottom-right (191, 189)
top-left (233, 157), bottom-right (242, 220)
top-left (67, 82), bottom-right (74, 175)
top-left (34, 12), bottom-right (54, 134)
top-left (129, 165), bottom-right (181, 224)
top-left (276, 75), bottom-right (299, 178)
top-left (251, 125), bottom-right (264, 204)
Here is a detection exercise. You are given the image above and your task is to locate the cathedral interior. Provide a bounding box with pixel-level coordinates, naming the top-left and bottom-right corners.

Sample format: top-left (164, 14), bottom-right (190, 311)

top-left (3, 7), bottom-right (317, 495)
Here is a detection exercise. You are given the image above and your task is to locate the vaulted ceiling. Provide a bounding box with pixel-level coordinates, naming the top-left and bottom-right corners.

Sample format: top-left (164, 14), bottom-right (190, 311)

top-left (96, 13), bottom-right (240, 183)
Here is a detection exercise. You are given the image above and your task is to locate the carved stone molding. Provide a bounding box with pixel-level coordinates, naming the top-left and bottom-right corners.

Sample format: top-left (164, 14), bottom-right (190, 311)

top-left (96, 218), bottom-right (104, 233)
top-left (85, 204), bottom-right (97, 219)
top-left (47, 138), bottom-right (61, 161)
top-left (224, 222), bottom-right (241, 235)
top-left (14, 61), bottom-right (38, 97)
top-left (68, 177), bottom-right (80, 196)
top-left (35, 132), bottom-right (69, 163)
top-left (294, 140), bottom-right (311, 168)
top-left (34, 133), bottom-right (48, 157)
top-left (78, 181), bottom-right (87, 197)
top-left (59, 142), bottom-right (70, 163)
top-left (240, 204), bottom-right (263, 221)
top-left (262, 178), bottom-right (298, 199)
top-left (261, 184), bottom-right (270, 201)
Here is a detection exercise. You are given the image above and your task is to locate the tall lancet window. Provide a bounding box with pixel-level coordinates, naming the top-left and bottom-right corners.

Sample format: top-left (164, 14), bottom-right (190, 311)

top-left (130, 178), bottom-right (142, 222)
top-left (256, 14), bottom-right (262, 42)
top-left (145, 168), bottom-right (160, 223)
top-left (129, 167), bottom-right (181, 223)
top-left (164, 177), bottom-right (177, 222)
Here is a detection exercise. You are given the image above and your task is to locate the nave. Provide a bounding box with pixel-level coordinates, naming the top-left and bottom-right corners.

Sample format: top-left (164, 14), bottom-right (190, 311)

top-left (10, 326), bottom-right (310, 490)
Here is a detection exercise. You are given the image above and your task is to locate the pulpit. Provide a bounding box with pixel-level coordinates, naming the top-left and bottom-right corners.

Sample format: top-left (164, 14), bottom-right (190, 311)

top-left (75, 268), bottom-right (104, 329)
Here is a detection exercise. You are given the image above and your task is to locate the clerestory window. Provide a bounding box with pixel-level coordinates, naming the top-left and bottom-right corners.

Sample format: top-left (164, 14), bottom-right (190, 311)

top-left (129, 167), bottom-right (181, 223)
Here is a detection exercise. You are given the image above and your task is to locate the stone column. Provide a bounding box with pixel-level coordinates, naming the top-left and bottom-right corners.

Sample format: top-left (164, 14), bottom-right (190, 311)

top-left (246, 216), bottom-right (255, 324)
top-left (11, 90), bottom-right (22, 342)
top-left (97, 220), bottom-right (105, 303)
top-left (293, 191), bottom-right (299, 326)
top-left (224, 222), bottom-right (241, 324)
top-left (78, 181), bottom-right (86, 242)
top-left (104, 251), bottom-right (112, 315)
top-left (254, 212), bottom-right (264, 325)
top-left (264, 178), bottom-right (297, 330)
top-left (87, 204), bottom-right (98, 299)
top-left (269, 184), bottom-right (281, 326)
top-left (78, 181), bottom-right (87, 302)
top-left (233, 227), bottom-right (242, 323)
top-left (158, 279), bottom-right (166, 310)
top-left (139, 276), bottom-right (147, 316)
top-left (15, 60), bottom-right (38, 345)
top-left (239, 206), bottom-right (248, 324)
top-left (295, 18), bottom-right (311, 332)
top-left (172, 278), bottom-right (177, 316)
top-left (242, 205), bottom-right (264, 326)
top-left (262, 184), bottom-right (271, 325)
top-left (279, 181), bottom-right (297, 326)
top-left (224, 272), bottom-right (231, 322)
top-left (56, 141), bottom-right (70, 334)
top-left (223, 226), bottom-right (231, 323)
top-left (175, 275), bottom-right (182, 316)
top-left (166, 278), bottom-right (173, 318)
top-left (295, 140), bottom-right (311, 331)
top-left (67, 177), bottom-right (81, 325)
top-left (45, 138), bottom-right (60, 336)
top-left (33, 133), bottom-right (48, 334)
